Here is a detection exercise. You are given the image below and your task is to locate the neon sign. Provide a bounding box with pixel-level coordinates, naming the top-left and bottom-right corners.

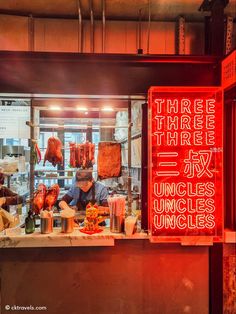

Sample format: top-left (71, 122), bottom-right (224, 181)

top-left (148, 87), bottom-right (223, 241)
top-left (222, 50), bottom-right (236, 89)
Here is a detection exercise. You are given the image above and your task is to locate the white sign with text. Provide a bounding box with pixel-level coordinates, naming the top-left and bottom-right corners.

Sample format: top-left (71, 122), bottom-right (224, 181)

top-left (0, 106), bottom-right (30, 139)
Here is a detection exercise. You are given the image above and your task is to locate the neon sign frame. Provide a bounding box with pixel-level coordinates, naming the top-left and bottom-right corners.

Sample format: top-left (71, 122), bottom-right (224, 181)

top-left (148, 87), bottom-right (223, 243)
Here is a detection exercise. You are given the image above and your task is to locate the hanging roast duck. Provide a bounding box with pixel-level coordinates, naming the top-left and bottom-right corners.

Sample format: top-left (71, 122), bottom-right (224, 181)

top-left (43, 137), bottom-right (63, 167)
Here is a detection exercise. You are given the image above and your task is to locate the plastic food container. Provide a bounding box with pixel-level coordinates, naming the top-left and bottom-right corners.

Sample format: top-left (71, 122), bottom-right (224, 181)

top-left (125, 216), bottom-right (137, 236)
top-left (108, 196), bottom-right (126, 233)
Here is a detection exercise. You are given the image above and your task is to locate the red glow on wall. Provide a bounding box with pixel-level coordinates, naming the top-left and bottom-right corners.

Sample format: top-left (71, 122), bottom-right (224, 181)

top-left (148, 87), bottom-right (223, 241)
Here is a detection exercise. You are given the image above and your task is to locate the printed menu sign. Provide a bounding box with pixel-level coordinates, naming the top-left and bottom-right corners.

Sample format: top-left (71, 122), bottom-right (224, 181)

top-left (0, 106), bottom-right (30, 139)
top-left (148, 87), bottom-right (223, 242)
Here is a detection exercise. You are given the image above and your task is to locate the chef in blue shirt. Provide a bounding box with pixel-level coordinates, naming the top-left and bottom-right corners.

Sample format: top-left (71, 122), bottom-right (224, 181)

top-left (59, 170), bottom-right (109, 213)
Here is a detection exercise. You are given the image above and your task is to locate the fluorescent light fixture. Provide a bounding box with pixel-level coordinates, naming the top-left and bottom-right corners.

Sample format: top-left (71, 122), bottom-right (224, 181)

top-left (101, 106), bottom-right (114, 112)
top-left (64, 124), bottom-right (88, 128)
top-left (76, 107), bottom-right (88, 111)
top-left (41, 123), bottom-right (59, 128)
top-left (64, 124), bottom-right (77, 127)
top-left (49, 106), bottom-right (61, 111)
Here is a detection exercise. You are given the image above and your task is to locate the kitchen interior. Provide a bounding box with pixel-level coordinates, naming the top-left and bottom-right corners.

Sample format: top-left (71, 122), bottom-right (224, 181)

top-left (0, 96), bottom-right (144, 234)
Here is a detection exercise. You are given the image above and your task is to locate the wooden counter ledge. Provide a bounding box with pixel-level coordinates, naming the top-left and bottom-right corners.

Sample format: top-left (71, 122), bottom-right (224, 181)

top-left (0, 228), bottom-right (149, 248)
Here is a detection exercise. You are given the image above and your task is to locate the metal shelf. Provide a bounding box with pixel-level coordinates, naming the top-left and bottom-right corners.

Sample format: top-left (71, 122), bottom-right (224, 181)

top-left (35, 169), bottom-right (99, 174)
top-left (35, 169), bottom-right (78, 172)
top-left (35, 176), bottom-right (74, 180)
top-left (3, 172), bottom-right (28, 177)
top-left (28, 121), bottom-right (131, 130)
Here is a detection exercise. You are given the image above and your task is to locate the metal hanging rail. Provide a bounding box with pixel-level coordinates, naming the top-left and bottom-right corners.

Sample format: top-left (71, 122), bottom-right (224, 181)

top-left (26, 121), bottom-right (132, 130)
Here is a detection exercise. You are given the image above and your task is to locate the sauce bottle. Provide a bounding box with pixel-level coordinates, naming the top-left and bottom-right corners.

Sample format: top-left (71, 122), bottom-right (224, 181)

top-left (25, 210), bottom-right (35, 234)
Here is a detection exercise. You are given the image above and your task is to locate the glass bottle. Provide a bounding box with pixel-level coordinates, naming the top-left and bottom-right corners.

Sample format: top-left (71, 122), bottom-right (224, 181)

top-left (25, 210), bottom-right (35, 234)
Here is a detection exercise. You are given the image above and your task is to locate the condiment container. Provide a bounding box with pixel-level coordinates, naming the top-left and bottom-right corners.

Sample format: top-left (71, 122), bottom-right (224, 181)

top-left (61, 217), bottom-right (74, 233)
top-left (110, 214), bottom-right (124, 233)
top-left (40, 217), bottom-right (53, 234)
top-left (25, 210), bottom-right (35, 234)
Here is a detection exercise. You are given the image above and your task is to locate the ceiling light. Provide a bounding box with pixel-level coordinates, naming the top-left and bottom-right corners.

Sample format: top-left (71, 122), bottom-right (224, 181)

top-left (41, 123), bottom-right (59, 128)
top-left (49, 106), bottom-right (61, 111)
top-left (101, 106), bottom-right (114, 112)
top-left (76, 107), bottom-right (88, 111)
top-left (85, 111), bottom-right (88, 115)
top-left (64, 124), bottom-right (76, 127)
top-left (64, 124), bottom-right (89, 128)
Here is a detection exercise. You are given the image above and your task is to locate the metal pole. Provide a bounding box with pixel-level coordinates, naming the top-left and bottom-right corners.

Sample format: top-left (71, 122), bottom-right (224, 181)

top-left (57, 128), bottom-right (65, 188)
top-left (102, 0), bottom-right (106, 53)
top-left (77, 0), bottom-right (83, 52)
top-left (29, 100), bottom-right (35, 208)
top-left (137, 9), bottom-right (143, 54)
top-left (147, 0), bottom-right (151, 54)
top-left (86, 122), bottom-right (93, 142)
top-left (225, 15), bottom-right (233, 55)
top-left (127, 100), bottom-right (132, 215)
top-left (90, 0), bottom-right (94, 53)
top-left (177, 16), bottom-right (185, 55)
top-left (28, 15), bottom-right (34, 52)
top-left (141, 102), bottom-right (148, 230)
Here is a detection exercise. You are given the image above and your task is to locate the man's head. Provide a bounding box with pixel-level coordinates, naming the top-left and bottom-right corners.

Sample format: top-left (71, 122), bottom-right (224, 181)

top-left (75, 170), bottom-right (93, 192)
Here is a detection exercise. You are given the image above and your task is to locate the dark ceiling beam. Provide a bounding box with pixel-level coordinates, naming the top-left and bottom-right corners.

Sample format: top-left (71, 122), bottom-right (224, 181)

top-left (199, 0), bottom-right (230, 56)
top-left (0, 51), bottom-right (221, 96)
top-left (0, 9), bottom-right (210, 23)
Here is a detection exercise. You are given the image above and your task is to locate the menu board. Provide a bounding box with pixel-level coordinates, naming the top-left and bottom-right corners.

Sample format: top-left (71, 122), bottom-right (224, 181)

top-left (0, 106), bottom-right (30, 139)
top-left (148, 87), bottom-right (223, 242)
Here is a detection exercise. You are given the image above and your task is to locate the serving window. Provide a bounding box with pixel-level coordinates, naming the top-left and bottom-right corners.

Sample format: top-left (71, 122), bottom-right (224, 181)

top-left (0, 96), bottom-right (146, 239)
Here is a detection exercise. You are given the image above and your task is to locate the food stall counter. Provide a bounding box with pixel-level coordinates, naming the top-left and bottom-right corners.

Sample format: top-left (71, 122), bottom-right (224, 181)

top-left (0, 227), bottom-right (148, 248)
